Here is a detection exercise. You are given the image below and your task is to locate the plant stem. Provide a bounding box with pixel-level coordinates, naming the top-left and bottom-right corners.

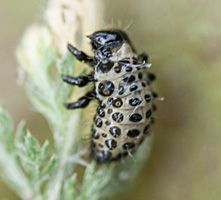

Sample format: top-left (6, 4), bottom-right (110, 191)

top-left (47, 111), bottom-right (81, 200)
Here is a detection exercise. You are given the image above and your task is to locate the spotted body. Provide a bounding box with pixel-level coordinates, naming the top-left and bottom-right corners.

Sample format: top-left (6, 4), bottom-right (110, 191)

top-left (63, 30), bottom-right (157, 163)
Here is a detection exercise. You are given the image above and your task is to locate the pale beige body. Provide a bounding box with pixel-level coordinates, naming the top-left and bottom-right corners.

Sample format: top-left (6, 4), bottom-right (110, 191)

top-left (91, 43), bottom-right (154, 162)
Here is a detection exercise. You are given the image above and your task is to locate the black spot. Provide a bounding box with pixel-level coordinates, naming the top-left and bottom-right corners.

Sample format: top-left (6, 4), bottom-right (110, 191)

top-left (112, 112), bottom-right (124, 123)
top-left (129, 98), bottom-right (141, 106)
top-left (118, 59), bottom-right (130, 66)
top-left (107, 109), bottom-right (113, 114)
top-left (107, 97), bottom-right (113, 105)
top-left (92, 131), bottom-right (99, 139)
top-left (105, 139), bottom-right (117, 150)
top-left (109, 126), bottom-right (121, 137)
top-left (123, 75), bottom-right (135, 83)
top-left (92, 150), bottom-right (112, 163)
top-left (126, 66), bottom-right (133, 72)
top-left (95, 118), bottom-right (103, 127)
top-left (151, 91), bottom-right (158, 98)
top-left (123, 142), bottom-right (135, 150)
top-left (129, 84), bottom-right (138, 92)
top-left (143, 124), bottom-right (150, 134)
top-left (129, 113), bottom-right (143, 122)
top-left (136, 67), bottom-right (141, 70)
top-left (99, 143), bottom-right (104, 148)
top-left (100, 101), bottom-right (106, 108)
top-left (114, 66), bottom-right (122, 73)
top-left (145, 94), bottom-right (151, 102)
top-left (96, 61), bottom-right (114, 73)
top-left (97, 106), bottom-right (105, 117)
top-left (142, 82), bottom-right (146, 87)
top-left (146, 109), bottom-right (152, 118)
top-left (112, 98), bottom-right (123, 108)
top-left (127, 129), bottom-right (140, 137)
top-left (138, 72), bottom-right (143, 79)
top-left (102, 133), bottom-right (107, 137)
top-left (118, 86), bottom-right (125, 95)
top-left (98, 81), bottom-right (115, 96)
top-left (105, 120), bottom-right (111, 126)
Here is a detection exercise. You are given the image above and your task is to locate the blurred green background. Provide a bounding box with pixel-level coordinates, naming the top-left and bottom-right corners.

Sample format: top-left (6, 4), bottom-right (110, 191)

top-left (1, 0), bottom-right (221, 199)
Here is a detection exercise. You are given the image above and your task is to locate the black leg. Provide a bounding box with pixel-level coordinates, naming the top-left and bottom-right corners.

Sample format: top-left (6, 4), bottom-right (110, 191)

top-left (68, 44), bottom-right (94, 65)
top-left (64, 90), bottom-right (95, 109)
top-left (62, 73), bottom-right (93, 87)
top-left (138, 53), bottom-right (148, 63)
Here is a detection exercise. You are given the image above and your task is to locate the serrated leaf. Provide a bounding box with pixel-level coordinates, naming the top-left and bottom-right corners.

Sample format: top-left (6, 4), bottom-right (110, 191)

top-left (55, 52), bottom-right (76, 102)
top-left (0, 106), bottom-right (32, 199)
top-left (16, 25), bottom-right (55, 80)
top-left (38, 141), bottom-right (49, 166)
top-left (37, 28), bottom-right (55, 72)
top-left (24, 131), bottom-right (40, 152)
top-left (80, 163), bottom-right (113, 200)
top-left (16, 131), bottom-right (49, 178)
top-left (57, 51), bottom-right (75, 76)
top-left (15, 120), bottom-right (26, 143)
top-left (63, 173), bottom-right (77, 200)
top-left (41, 155), bottom-right (56, 178)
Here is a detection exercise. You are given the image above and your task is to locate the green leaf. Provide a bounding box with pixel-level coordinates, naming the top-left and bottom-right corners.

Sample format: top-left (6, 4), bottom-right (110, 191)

top-left (41, 154), bottom-right (56, 179)
top-left (79, 138), bottom-right (153, 200)
top-left (99, 138), bottom-right (153, 199)
top-left (63, 174), bottom-right (77, 200)
top-left (0, 104), bottom-right (14, 152)
top-left (15, 120), bottom-right (26, 143)
top-left (55, 52), bottom-right (76, 102)
top-left (15, 130), bottom-right (49, 187)
top-left (80, 163), bottom-right (113, 200)
top-left (0, 105), bottom-right (32, 199)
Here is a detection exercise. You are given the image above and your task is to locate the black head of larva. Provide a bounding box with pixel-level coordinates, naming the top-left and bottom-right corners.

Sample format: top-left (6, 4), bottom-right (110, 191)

top-left (87, 29), bottom-right (136, 52)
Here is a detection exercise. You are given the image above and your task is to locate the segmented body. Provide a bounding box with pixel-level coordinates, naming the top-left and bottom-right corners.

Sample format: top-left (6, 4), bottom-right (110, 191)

top-left (63, 29), bottom-right (157, 163)
top-left (91, 43), bottom-right (154, 163)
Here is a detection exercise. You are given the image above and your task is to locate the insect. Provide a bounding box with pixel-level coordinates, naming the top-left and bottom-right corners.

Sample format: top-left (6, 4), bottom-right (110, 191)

top-left (63, 29), bottom-right (157, 163)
